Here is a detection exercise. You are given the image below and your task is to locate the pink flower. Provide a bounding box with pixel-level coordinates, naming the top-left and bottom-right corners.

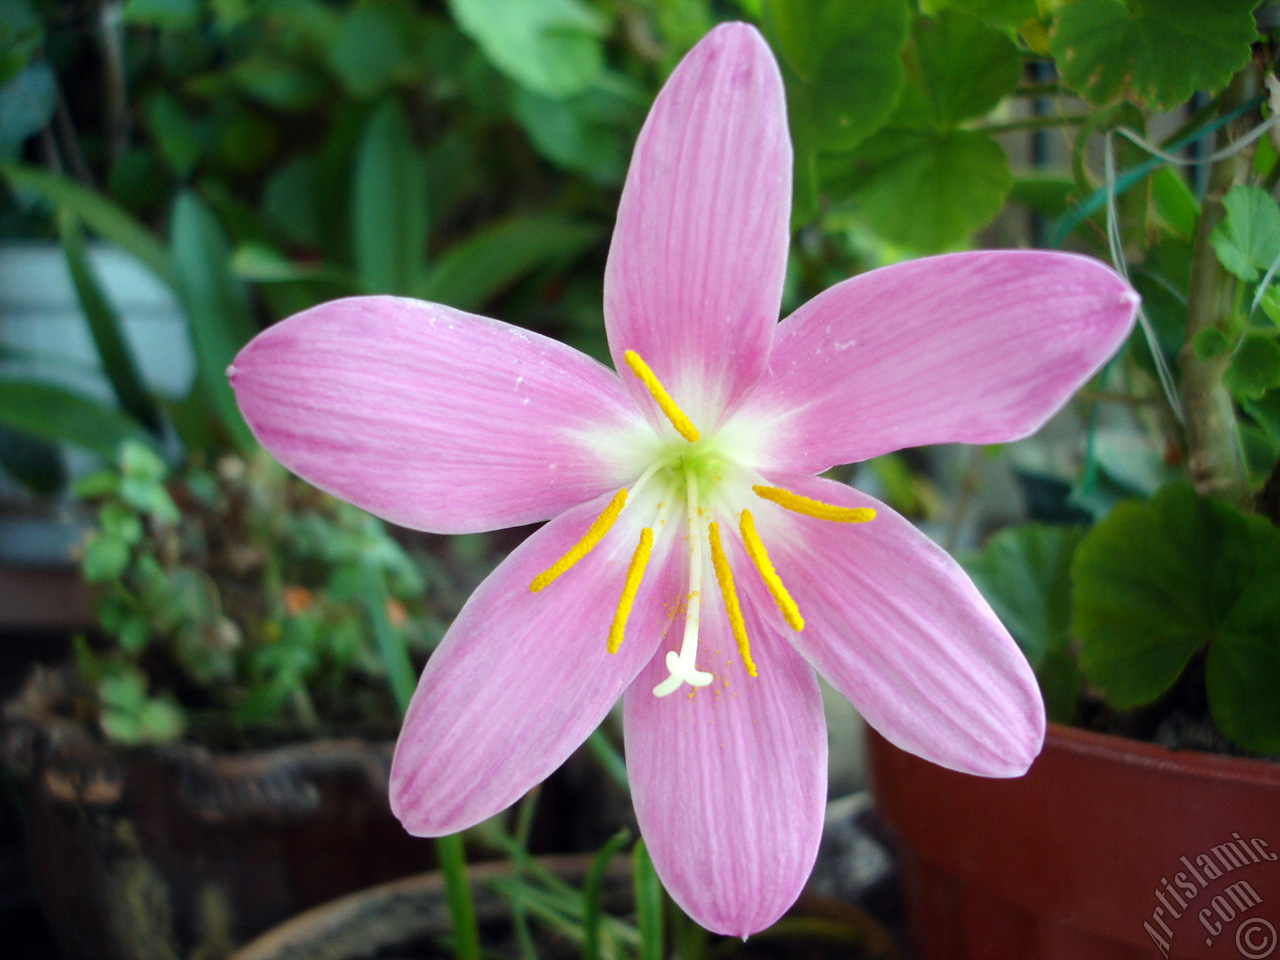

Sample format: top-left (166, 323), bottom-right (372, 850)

top-left (228, 23), bottom-right (1137, 937)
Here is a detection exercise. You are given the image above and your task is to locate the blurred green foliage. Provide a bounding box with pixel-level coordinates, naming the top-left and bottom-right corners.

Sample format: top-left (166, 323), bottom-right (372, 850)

top-left (1, 0), bottom-right (1280, 759)
top-left (72, 441), bottom-right (450, 745)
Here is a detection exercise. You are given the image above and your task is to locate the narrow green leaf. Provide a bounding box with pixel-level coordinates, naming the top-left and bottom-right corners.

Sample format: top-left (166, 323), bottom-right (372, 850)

top-left (58, 209), bottom-right (163, 434)
top-left (230, 242), bottom-right (354, 286)
top-left (352, 101), bottom-right (428, 296)
top-left (633, 839), bottom-right (664, 960)
top-left (583, 829), bottom-right (632, 960)
top-left (169, 190), bottom-right (256, 451)
top-left (415, 215), bottom-right (600, 311)
top-left (2, 165), bottom-right (175, 286)
top-left (0, 379), bottom-right (153, 460)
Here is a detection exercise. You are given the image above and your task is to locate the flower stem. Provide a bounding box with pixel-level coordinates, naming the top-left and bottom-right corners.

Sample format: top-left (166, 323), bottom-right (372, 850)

top-left (363, 561), bottom-right (481, 960)
top-left (436, 832), bottom-right (481, 960)
top-left (1179, 66), bottom-right (1259, 506)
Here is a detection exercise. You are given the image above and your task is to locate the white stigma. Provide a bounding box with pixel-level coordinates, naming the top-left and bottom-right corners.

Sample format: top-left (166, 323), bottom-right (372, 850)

top-left (653, 467), bottom-right (714, 697)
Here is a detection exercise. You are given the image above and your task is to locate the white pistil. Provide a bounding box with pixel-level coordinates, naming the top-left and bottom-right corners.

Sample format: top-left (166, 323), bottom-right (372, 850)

top-left (653, 466), bottom-right (714, 697)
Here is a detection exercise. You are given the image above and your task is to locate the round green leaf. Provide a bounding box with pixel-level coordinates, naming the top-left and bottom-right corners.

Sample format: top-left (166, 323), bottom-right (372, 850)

top-left (963, 524), bottom-right (1085, 668)
top-left (1074, 484), bottom-right (1280, 714)
top-left (900, 10), bottom-right (1022, 131)
top-left (1224, 333), bottom-right (1280, 401)
top-left (827, 128), bottom-right (1011, 250)
top-left (1051, 0), bottom-right (1259, 109)
top-left (765, 0), bottom-right (910, 153)
top-left (1209, 184), bottom-right (1280, 282)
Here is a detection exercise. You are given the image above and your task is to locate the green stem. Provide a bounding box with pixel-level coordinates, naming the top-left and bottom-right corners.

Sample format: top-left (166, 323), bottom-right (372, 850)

top-left (967, 114), bottom-right (1082, 135)
top-left (363, 562), bottom-right (481, 960)
top-left (509, 787), bottom-right (542, 960)
top-left (1179, 68), bottom-right (1258, 506)
top-left (437, 832), bottom-right (481, 960)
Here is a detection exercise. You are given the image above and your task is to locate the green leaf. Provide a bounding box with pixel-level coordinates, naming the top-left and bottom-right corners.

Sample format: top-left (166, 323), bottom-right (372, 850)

top-left (121, 0), bottom-right (200, 29)
top-left (446, 0), bottom-right (606, 97)
top-left (826, 128), bottom-right (1011, 250)
top-left (144, 91), bottom-right (208, 179)
top-left (1224, 332), bottom-right (1280, 400)
top-left (924, 0), bottom-right (1037, 30)
top-left (1074, 484), bottom-right (1280, 717)
top-left (58, 210), bottom-right (163, 433)
top-left (0, 62), bottom-right (54, 147)
top-left (1210, 523), bottom-right (1280, 753)
top-left (963, 524), bottom-right (1085, 668)
top-left (1051, 0), bottom-right (1259, 109)
top-left (415, 215), bottom-right (600, 311)
top-left (327, 1), bottom-right (415, 97)
top-left (1209, 184), bottom-right (1280, 282)
top-left (764, 0), bottom-right (909, 154)
top-left (1245, 387), bottom-right (1280, 444)
top-left (1, 165), bottom-right (175, 286)
top-left (1150, 166), bottom-right (1199, 241)
top-left (230, 57), bottom-right (325, 111)
top-left (170, 190), bottom-right (256, 451)
top-left (510, 83), bottom-right (639, 185)
top-left (231, 242), bottom-right (353, 286)
top-left (0, 0), bottom-right (42, 87)
top-left (83, 533), bottom-right (131, 581)
top-left (0, 379), bottom-right (153, 460)
top-left (1192, 327), bottom-right (1232, 362)
top-left (352, 100), bottom-right (428, 295)
top-left (136, 698), bottom-right (186, 743)
top-left (0, 425), bottom-right (65, 493)
top-left (899, 10), bottom-right (1022, 131)
top-left (632, 839), bottom-right (664, 960)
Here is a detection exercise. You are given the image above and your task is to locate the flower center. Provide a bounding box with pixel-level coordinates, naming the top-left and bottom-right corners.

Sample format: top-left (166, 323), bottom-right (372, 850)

top-left (528, 350), bottom-right (875, 697)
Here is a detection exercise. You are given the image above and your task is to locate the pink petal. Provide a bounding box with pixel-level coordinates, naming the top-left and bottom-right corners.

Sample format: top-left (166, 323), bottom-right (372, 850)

top-left (624, 590), bottom-right (827, 937)
top-left (764, 474), bottom-right (1044, 777)
top-left (229, 296), bottom-right (647, 534)
top-left (739, 251), bottom-right (1139, 473)
top-left (391, 493), bottom-right (683, 835)
top-left (604, 23), bottom-right (791, 429)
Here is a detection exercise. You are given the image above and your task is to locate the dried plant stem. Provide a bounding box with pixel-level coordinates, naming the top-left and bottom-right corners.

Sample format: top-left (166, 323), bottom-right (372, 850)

top-left (1179, 67), bottom-right (1258, 506)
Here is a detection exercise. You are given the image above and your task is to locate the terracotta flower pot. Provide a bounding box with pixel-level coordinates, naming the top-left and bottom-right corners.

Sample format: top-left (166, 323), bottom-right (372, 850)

top-left (868, 723), bottom-right (1280, 960)
top-left (3, 674), bottom-right (436, 960)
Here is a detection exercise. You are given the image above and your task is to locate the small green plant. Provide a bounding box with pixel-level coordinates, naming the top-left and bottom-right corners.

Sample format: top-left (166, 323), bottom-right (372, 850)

top-left (72, 441), bottom-right (444, 746)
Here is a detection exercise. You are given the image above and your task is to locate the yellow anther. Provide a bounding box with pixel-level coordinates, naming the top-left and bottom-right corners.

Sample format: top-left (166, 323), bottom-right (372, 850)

top-left (623, 350), bottom-right (700, 442)
top-left (739, 509), bottom-right (804, 631)
top-left (708, 522), bottom-right (755, 677)
top-left (752, 485), bottom-right (876, 523)
top-left (608, 527), bottom-right (653, 654)
top-left (530, 489), bottom-right (627, 592)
